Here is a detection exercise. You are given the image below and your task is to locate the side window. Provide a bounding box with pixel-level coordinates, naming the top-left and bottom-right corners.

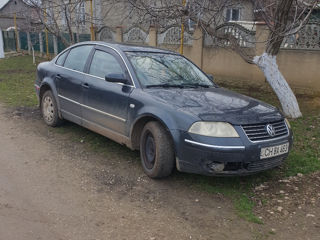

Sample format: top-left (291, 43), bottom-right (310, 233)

top-left (64, 45), bottom-right (93, 72)
top-left (55, 50), bottom-right (68, 66)
top-left (89, 50), bottom-right (125, 79)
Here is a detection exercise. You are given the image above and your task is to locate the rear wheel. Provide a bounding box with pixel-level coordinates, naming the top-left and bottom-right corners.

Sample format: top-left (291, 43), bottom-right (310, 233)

top-left (140, 121), bottom-right (175, 178)
top-left (41, 90), bottom-right (63, 127)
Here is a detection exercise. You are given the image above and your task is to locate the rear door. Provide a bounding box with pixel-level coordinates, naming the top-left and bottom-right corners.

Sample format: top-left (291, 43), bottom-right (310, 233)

top-left (81, 46), bottom-right (133, 136)
top-left (55, 45), bottom-right (93, 124)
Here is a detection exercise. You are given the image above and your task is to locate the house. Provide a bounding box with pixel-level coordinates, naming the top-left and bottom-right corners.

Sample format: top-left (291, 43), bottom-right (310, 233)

top-left (0, 0), bottom-right (38, 31)
top-left (95, 0), bottom-right (255, 31)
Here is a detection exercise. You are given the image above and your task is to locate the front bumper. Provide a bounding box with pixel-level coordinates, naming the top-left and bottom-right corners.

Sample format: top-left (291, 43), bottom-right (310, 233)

top-left (173, 126), bottom-right (293, 176)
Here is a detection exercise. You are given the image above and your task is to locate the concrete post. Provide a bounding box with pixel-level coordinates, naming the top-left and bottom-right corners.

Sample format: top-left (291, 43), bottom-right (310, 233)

top-left (190, 27), bottom-right (204, 68)
top-left (0, 29), bottom-right (4, 58)
top-left (255, 22), bottom-right (269, 56)
top-left (39, 32), bottom-right (43, 56)
top-left (115, 26), bottom-right (123, 43)
top-left (27, 32), bottom-right (31, 55)
top-left (16, 31), bottom-right (21, 51)
top-left (53, 35), bottom-right (58, 56)
top-left (148, 26), bottom-right (157, 47)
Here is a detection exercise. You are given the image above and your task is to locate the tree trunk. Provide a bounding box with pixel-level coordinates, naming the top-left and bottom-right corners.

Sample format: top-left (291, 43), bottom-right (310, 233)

top-left (254, 53), bottom-right (302, 119)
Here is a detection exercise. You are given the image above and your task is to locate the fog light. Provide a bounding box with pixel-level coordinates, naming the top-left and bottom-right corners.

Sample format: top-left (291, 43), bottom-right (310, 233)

top-left (208, 162), bottom-right (225, 172)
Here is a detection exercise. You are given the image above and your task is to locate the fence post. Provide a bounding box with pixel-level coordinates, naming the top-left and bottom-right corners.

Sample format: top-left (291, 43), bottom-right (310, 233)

top-left (53, 35), bottom-right (58, 56)
top-left (116, 26), bottom-right (123, 43)
top-left (27, 32), bottom-right (31, 55)
top-left (39, 32), bottom-right (43, 56)
top-left (148, 26), bottom-right (157, 47)
top-left (16, 31), bottom-right (21, 51)
top-left (190, 27), bottom-right (204, 68)
top-left (0, 29), bottom-right (4, 58)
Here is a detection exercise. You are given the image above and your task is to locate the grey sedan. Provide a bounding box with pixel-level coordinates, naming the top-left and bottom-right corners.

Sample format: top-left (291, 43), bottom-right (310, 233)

top-left (35, 42), bottom-right (293, 178)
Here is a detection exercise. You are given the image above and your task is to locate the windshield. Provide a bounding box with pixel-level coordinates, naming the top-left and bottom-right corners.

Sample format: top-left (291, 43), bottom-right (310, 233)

top-left (126, 52), bottom-right (215, 88)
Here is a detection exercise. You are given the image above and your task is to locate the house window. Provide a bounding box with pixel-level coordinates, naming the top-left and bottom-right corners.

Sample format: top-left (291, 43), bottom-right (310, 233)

top-left (226, 8), bottom-right (240, 22)
top-left (77, 2), bottom-right (86, 26)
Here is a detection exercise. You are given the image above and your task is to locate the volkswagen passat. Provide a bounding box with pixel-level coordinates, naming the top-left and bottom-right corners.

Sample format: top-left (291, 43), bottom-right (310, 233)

top-left (35, 42), bottom-right (293, 178)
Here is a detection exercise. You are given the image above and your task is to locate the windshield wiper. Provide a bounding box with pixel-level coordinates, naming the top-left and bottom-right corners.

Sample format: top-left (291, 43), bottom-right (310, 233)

top-left (146, 84), bottom-right (184, 89)
top-left (181, 83), bottom-right (211, 88)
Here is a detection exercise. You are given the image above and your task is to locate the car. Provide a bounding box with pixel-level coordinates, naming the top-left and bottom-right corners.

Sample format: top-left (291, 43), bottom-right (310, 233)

top-left (35, 41), bottom-right (293, 178)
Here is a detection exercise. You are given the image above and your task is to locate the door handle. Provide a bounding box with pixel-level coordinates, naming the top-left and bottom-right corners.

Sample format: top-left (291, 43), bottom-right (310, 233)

top-left (82, 83), bottom-right (90, 89)
top-left (56, 74), bottom-right (62, 80)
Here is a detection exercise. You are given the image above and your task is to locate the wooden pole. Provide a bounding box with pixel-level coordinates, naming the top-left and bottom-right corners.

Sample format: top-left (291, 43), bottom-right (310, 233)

top-left (180, 0), bottom-right (186, 55)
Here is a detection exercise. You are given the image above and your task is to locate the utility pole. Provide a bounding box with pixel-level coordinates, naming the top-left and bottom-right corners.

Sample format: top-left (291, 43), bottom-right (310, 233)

top-left (14, 13), bottom-right (19, 52)
top-left (90, 0), bottom-right (95, 41)
top-left (180, 0), bottom-right (186, 55)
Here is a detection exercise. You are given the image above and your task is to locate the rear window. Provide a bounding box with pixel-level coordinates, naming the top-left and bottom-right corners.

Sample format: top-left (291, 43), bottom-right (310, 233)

top-left (64, 45), bottom-right (93, 72)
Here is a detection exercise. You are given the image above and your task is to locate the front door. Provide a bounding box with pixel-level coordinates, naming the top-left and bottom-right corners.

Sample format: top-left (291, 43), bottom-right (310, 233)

top-left (81, 46), bottom-right (133, 137)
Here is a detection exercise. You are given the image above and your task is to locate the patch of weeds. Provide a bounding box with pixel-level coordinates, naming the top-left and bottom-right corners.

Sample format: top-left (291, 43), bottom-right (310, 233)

top-left (284, 114), bottom-right (320, 176)
top-left (176, 174), bottom-right (264, 224)
top-left (268, 230), bottom-right (276, 235)
top-left (261, 198), bottom-right (268, 206)
top-left (234, 194), bottom-right (263, 224)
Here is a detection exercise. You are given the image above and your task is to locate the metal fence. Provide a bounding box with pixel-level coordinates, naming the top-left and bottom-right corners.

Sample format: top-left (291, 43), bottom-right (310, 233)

top-left (282, 21), bottom-right (320, 50)
top-left (1, 30), bottom-right (90, 54)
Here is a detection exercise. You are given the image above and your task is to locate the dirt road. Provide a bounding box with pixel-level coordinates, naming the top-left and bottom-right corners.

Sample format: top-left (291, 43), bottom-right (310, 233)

top-left (0, 103), bottom-right (255, 240)
top-left (0, 103), bottom-right (319, 240)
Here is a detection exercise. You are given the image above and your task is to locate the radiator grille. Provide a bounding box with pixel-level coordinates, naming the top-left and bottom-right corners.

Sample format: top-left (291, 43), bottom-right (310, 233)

top-left (242, 120), bottom-right (288, 142)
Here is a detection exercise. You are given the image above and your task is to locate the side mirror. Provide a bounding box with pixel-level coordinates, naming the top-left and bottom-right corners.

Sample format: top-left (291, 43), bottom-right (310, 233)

top-left (105, 73), bottom-right (129, 85)
top-left (207, 74), bottom-right (214, 81)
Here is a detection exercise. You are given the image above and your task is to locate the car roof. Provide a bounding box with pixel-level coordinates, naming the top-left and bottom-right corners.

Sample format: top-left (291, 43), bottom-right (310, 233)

top-left (75, 41), bottom-right (178, 55)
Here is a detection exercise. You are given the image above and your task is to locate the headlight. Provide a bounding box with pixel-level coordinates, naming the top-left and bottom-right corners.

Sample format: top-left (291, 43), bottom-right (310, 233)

top-left (188, 122), bottom-right (239, 138)
top-left (284, 118), bottom-right (291, 129)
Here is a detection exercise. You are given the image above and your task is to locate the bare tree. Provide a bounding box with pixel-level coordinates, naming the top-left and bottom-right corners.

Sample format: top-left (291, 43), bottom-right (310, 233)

top-left (127, 0), bottom-right (319, 118)
top-left (27, 0), bottom-right (129, 47)
top-left (27, 0), bottom-right (91, 47)
top-left (251, 0), bottom-right (318, 118)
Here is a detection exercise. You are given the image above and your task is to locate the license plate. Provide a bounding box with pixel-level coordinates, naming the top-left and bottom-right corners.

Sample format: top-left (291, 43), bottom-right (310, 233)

top-left (260, 143), bottom-right (289, 159)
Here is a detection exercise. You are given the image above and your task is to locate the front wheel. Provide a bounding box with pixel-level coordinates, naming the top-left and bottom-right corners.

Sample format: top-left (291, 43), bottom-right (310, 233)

top-left (41, 90), bottom-right (63, 127)
top-left (140, 121), bottom-right (175, 178)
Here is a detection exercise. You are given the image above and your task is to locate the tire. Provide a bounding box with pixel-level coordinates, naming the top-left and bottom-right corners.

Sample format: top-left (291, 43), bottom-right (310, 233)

top-left (41, 90), bottom-right (63, 127)
top-left (140, 121), bottom-right (175, 178)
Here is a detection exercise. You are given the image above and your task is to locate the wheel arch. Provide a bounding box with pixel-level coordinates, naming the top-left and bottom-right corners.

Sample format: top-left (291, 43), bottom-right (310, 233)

top-left (39, 78), bottom-right (62, 118)
top-left (130, 114), bottom-right (176, 152)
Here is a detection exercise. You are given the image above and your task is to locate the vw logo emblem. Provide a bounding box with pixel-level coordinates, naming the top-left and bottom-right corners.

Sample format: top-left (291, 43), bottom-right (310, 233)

top-left (266, 124), bottom-right (276, 137)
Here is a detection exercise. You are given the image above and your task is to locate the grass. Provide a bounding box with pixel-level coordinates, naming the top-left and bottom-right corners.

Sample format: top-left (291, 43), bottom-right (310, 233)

top-left (0, 55), bottom-right (41, 107)
top-left (1, 55), bottom-right (319, 224)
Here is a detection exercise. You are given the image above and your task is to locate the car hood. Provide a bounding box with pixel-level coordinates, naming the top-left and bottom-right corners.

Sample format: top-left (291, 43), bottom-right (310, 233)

top-left (145, 87), bottom-right (283, 125)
